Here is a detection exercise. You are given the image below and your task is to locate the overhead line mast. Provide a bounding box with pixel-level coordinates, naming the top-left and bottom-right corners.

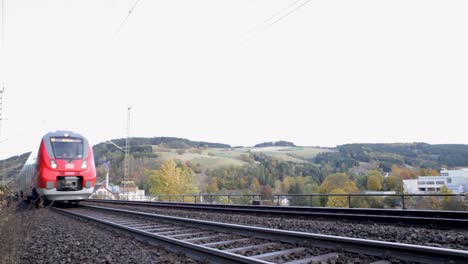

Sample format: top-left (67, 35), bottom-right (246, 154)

top-left (0, 86), bottom-right (4, 140)
top-left (124, 106), bottom-right (132, 199)
top-left (0, 86), bottom-right (4, 183)
top-left (1, 0), bottom-right (5, 183)
top-left (1, 0), bottom-right (4, 49)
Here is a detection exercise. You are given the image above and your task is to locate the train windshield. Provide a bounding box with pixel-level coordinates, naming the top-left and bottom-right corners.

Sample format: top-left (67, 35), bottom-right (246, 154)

top-left (50, 137), bottom-right (84, 160)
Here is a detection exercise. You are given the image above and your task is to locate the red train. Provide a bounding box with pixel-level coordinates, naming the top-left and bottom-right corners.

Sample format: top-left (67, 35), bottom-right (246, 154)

top-left (16, 131), bottom-right (96, 204)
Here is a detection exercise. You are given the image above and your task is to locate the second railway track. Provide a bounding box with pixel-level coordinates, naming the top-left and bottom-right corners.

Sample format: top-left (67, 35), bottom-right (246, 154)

top-left (52, 203), bottom-right (468, 264)
top-left (86, 199), bottom-right (468, 229)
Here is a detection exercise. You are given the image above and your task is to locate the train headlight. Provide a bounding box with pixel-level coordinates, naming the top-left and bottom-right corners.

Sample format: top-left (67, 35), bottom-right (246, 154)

top-left (81, 160), bottom-right (88, 169)
top-left (50, 160), bottom-right (57, 169)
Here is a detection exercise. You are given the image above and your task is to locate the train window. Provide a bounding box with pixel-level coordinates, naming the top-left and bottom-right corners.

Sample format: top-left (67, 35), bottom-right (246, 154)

top-left (50, 137), bottom-right (84, 159)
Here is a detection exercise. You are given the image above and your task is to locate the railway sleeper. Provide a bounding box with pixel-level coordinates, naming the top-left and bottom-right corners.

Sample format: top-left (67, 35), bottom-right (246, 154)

top-left (55, 206), bottom-right (467, 264)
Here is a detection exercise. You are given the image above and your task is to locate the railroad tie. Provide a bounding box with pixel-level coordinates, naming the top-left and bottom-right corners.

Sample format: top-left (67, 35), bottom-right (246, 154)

top-left (166, 231), bottom-right (210, 239)
top-left (200, 238), bottom-right (250, 247)
top-left (251, 247), bottom-right (306, 261)
top-left (183, 235), bottom-right (224, 243)
top-left (224, 242), bottom-right (280, 253)
top-left (284, 253), bottom-right (339, 264)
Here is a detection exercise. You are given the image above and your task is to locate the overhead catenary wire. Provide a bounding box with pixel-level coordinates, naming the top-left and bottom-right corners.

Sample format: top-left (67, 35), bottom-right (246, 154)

top-left (259, 0), bottom-right (312, 34)
top-left (236, 0), bottom-right (312, 46)
top-left (113, 0), bottom-right (142, 38)
top-left (238, 0), bottom-right (303, 41)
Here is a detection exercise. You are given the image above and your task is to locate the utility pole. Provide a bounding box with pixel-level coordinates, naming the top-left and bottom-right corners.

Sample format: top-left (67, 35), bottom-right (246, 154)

top-left (1, 1), bottom-right (6, 184)
top-left (0, 86), bottom-right (5, 183)
top-left (1, 0), bottom-right (4, 49)
top-left (0, 87), bottom-right (4, 140)
top-left (124, 106), bottom-right (131, 199)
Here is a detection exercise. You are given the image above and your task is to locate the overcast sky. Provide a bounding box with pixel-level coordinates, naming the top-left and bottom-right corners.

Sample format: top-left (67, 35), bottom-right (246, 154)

top-left (0, 0), bottom-right (467, 158)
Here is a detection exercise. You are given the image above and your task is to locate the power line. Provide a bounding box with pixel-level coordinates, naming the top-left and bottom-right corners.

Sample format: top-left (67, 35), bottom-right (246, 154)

top-left (238, 0), bottom-right (303, 41)
top-left (237, 0), bottom-right (312, 46)
top-left (113, 0), bottom-right (142, 38)
top-left (259, 0), bottom-right (312, 34)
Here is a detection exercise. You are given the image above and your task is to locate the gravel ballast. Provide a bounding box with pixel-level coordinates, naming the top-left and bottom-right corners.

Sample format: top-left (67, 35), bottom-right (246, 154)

top-left (83, 202), bottom-right (468, 251)
top-left (17, 205), bottom-right (205, 264)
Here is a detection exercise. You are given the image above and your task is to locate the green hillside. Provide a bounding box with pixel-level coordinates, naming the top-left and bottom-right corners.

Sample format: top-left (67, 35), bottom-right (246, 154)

top-left (2, 138), bottom-right (468, 199)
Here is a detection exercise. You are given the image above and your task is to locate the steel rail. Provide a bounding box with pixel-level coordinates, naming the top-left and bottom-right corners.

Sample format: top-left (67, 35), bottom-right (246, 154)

top-left (51, 207), bottom-right (272, 264)
top-left (87, 199), bottom-right (468, 229)
top-left (58, 204), bottom-right (468, 264)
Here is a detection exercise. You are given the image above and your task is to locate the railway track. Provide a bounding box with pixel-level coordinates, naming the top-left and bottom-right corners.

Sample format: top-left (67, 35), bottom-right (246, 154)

top-left (87, 199), bottom-right (468, 229)
top-left (52, 203), bottom-right (468, 264)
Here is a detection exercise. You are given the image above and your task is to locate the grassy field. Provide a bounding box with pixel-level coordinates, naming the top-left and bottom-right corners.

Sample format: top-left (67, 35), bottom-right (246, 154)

top-left (153, 146), bottom-right (330, 169)
top-left (156, 151), bottom-right (248, 168)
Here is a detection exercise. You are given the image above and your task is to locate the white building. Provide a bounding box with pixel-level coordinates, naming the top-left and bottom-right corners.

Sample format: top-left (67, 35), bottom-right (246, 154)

top-left (403, 179), bottom-right (420, 193)
top-left (439, 168), bottom-right (468, 193)
top-left (407, 168), bottom-right (468, 194)
top-left (90, 185), bottom-right (117, 200)
top-left (120, 181), bottom-right (146, 200)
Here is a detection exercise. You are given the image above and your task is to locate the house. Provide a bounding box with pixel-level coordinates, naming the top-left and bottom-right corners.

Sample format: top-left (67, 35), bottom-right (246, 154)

top-left (90, 184), bottom-right (117, 200)
top-left (119, 180), bottom-right (146, 200)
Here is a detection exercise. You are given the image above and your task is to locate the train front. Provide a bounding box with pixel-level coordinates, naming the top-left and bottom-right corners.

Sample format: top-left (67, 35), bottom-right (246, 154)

top-left (37, 131), bottom-right (96, 201)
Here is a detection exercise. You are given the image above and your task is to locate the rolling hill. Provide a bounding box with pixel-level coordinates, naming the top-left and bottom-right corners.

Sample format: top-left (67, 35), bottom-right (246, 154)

top-left (2, 137), bottom-right (468, 190)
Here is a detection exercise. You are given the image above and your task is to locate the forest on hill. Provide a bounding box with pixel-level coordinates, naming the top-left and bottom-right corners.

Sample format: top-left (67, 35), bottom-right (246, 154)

top-left (314, 143), bottom-right (468, 172)
top-left (90, 139), bottom-right (468, 203)
top-left (2, 137), bottom-right (468, 208)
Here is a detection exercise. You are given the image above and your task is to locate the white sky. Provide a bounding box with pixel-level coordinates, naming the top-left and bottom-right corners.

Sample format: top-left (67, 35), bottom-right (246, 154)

top-left (0, 0), bottom-right (468, 158)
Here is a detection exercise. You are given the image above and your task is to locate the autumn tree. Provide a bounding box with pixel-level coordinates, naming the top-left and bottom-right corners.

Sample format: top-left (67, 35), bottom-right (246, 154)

top-left (439, 186), bottom-right (465, 210)
top-left (274, 180), bottom-right (282, 193)
top-left (368, 170), bottom-right (383, 181)
top-left (391, 165), bottom-right (416, 179)
top-left (319, 173), bottom-right (358, 194)
top-left (206, 177), bottom-right (219, 193)
top-left (147, 159), bottom-right (198, 195)
top-left (259, 184), bottom-right (274, 200)
top-left (319, 173), bottom-right (357, 206)
top-left (355, 174), bottom-right (369, 191)
top-left (367, 175), bottom-right (382, 191)
top-left (282, 176), bottom-right (294, 193)
top-left (390, 165), bottom-right (402, 177)
top-left (326, 188), bottom-right (348, 207)
top-left (250, 177), bottom-right (260, 193)
top-left (439, 186), bottom-right (453, 203)
top-left (419, 168), bottom-right (439, 176)
top-left (385, 175), bottom-right (404, 193)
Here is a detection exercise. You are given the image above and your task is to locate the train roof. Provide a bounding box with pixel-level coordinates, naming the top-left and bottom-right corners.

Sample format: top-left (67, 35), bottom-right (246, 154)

top-left (42, 131), bottom-right (87, 140)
